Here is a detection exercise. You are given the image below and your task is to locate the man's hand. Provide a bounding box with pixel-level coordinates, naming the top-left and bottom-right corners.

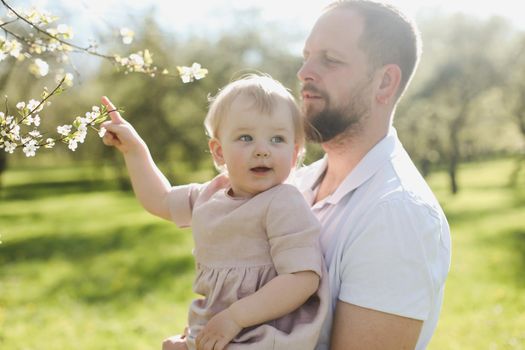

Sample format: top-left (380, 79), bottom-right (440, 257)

top-left (100, 96), bottom-right (146, 155)
top-left (195, 308), bottom-right (242, 350)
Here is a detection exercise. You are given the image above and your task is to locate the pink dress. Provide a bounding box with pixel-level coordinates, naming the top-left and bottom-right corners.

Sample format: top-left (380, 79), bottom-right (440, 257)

top-left (167, 175), bottom-right (328, 350)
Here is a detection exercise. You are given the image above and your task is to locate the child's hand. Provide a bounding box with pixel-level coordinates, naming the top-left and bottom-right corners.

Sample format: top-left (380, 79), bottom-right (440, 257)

top-left (100, 96), bottom-right (146, 155)
top-left (162, 326), bottom-right (189, 350)
top-left (162, 335), bottom-right (188, 350)
top-left (195, 308), bottom-right (242, 350)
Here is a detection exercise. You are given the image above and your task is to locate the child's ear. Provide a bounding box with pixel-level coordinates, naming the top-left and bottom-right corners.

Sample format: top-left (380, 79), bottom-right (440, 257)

top-left (292, 143), bottom-right (300, 166)
top-left (209, 138), bottom-right (225, 166)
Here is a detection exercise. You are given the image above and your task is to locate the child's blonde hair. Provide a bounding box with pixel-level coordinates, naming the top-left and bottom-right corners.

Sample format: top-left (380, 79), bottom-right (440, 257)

top-left (204, 74), bottom-right (305, 169)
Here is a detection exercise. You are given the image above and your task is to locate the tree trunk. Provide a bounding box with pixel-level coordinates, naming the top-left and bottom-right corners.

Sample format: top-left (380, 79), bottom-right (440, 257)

top-left (448, 153), bottom-right (459, 194)
top-left (448, 112), bottom-right (460, 194)
top-left (509, 154), bottom-right (524, 188)
top-left (0, 64), bottom-right (16, 191)
top-left (509, 111), bottom-right (525, 187)
top-left (0, 145), bottom-right (7, 191)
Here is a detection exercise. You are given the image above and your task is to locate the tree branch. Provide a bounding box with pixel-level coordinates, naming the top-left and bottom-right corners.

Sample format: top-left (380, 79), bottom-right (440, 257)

top-left (0, 0), bottom-right (115, 60)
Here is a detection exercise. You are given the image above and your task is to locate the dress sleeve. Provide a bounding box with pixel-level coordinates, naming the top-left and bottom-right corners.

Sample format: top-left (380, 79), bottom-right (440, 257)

top-left (265, 184), bottom-right (323, 277)
top-left (167, 174), bottom-right (230, 228)
top-left (338, 196), bottom-right (449, 320)
top-left (166, 183), bottom-right (202, 228)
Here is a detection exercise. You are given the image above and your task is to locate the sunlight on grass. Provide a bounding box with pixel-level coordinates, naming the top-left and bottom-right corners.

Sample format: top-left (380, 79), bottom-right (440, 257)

top-left (1, 158), bottom-right (524, 349)
top-left (426, 158), bottom-right (525, 349)
top-left (0, 167), bottom-right (197, 349)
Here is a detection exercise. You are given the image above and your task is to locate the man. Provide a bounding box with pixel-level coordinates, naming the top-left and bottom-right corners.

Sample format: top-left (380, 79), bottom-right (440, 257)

top-left (294, 1), bottom-right (451, 349)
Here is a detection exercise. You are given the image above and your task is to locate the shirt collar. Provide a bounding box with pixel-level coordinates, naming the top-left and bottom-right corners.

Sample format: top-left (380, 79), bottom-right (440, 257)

top-left (298, 127), bottom-right (400, 205)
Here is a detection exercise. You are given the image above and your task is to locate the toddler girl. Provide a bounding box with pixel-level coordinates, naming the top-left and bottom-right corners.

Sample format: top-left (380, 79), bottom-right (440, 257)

top-left (101, 74), bottom-right (327, 350)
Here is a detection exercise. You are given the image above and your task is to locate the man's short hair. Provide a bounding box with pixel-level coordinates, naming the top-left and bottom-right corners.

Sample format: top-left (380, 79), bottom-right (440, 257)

top-left (326, 0), bottom-right (422, 99)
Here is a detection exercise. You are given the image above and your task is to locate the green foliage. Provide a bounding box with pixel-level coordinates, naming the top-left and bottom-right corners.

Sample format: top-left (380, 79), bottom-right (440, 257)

top-left (2, 8), bottom-right (525, 195)
top-left (396, 14), bottom-right (523, 192)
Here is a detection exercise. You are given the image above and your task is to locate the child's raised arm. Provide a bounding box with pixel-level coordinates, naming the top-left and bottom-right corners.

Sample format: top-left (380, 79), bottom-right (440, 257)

top-left (101, 96), bottom-right (172, 221)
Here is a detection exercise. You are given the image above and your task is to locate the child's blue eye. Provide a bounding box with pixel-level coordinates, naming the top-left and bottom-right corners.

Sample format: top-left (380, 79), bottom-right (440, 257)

top-left (239, 135), bottom-right (253, 142)
top-left (271, 136), bottom-right (285, 143)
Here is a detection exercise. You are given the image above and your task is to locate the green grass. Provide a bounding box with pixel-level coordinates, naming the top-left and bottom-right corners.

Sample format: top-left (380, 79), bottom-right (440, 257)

top-left (0, 159), bottom-right (524, 349)
top-left (0, 165), bottom-right (198, 349)
top-left (427, 158), bottom-right (525, 349)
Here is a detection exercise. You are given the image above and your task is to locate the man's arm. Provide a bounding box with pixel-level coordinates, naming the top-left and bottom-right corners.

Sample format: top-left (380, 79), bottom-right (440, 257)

top-left (331, 301), bottom-right (423, 350)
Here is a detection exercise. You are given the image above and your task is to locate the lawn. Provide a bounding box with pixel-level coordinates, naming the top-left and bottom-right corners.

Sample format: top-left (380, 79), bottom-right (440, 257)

top-left (0, 158), bottom-right (524, 349)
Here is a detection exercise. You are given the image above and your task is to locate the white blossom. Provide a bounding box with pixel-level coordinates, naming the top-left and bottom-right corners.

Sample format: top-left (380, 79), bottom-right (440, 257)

top-left (129, 53), bottom-right (144, 67)
top-left (28, 114), bottom-right (41, 126)
top-left (30, 58), bottom-right (49, 77)
top-left (29, 130), bottom-right (42, 138)
top-left (27, 99), bottom-right (42, 112)
top-left (98, 127), bottom-right (107, 138)
top-left (9, 124), bottom-right (20, 140)
top-left (55, 72), bottom-right (74, 87)
top-left (75, 124), bottom-right (88, 143)
top-left (64, 72), bottom-right (74, 87)
top-left (56, 24), bottom-right (73, 39)
top-left (16, 101), bottom-right (26, 110)
top-left (177, 63), bottom-right (208, 83)
top-left (44, 138), bottom-right (55, 148)
top-left (68, 139), bottom-right (78, 151)
top-left (75, 116), bottom-right (88, 125)
top-left (120, 27), bottom-right (134, 45)
top-left (22, 139), bottom-right (39, 157)
top-left (3, 39), bottom-right (23, 58)
top-left (57, 124), bottom-right (72, 136)
top-left (4, 141), bottom-right (16, 153)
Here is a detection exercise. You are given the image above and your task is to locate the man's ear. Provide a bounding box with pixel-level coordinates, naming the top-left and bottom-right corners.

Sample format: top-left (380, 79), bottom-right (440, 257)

top-left (208, 138), bottom-right (225, 166)
top-left (375, 64), bottom-right (402, 105)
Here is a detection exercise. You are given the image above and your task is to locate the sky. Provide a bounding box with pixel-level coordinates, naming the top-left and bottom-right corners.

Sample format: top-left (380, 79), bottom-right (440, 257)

top-left (17, 0), bottom-right (525, 40)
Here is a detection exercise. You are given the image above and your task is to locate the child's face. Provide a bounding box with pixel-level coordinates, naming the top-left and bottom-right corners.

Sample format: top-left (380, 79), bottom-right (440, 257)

top-left (209, 94), bottom-right (298, 198)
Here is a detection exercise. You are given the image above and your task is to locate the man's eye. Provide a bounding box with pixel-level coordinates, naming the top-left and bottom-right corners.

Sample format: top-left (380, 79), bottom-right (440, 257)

top-left (239, 135), bottom-right (253, 142)
top-left (271, 136), bottom-right (285, 143)
top-left (324, 56), bottom-right (339, 63)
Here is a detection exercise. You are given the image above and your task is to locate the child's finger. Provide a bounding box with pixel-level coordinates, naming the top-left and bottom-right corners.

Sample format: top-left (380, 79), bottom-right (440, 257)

top-left (102, 131), bottom-right (121, 147)
top-left (101, 96), bottom-right (125, 124)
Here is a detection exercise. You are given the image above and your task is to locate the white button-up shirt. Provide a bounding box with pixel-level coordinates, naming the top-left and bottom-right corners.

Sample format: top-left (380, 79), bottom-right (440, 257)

top-left (292, 128), bottom-right (451, 349)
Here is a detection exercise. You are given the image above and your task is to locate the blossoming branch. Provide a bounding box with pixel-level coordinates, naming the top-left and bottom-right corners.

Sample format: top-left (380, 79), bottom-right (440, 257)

top-left (0, 1), bottom-right (208, 157)
top-left (0, 77), bottom-right (113, 157)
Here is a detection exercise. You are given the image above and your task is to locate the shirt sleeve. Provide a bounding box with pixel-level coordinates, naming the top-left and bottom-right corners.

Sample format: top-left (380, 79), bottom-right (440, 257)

top-left (265, 184), bottom-right (324, 277)
top-left (338, 196), bottom-right (446, 321)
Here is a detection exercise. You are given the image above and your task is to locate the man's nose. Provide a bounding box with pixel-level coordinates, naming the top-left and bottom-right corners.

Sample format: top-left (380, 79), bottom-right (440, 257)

top-left (297, 58), bottom-right (318, 82)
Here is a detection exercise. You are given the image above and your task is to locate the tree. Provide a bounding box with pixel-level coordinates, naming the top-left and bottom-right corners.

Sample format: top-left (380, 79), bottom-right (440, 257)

top-left (397, 15), bottom-right (514, 193)
top-left (503, 35), bottom-right (525, 187)
top-left (0, 1), bottom-right (206, 188)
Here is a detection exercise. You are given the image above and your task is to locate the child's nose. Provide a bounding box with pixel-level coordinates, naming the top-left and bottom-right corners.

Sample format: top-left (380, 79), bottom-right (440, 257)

top-left (254, 144), bottom-right (270, 158)
top-left (254, 150), bottom-right (270, 158)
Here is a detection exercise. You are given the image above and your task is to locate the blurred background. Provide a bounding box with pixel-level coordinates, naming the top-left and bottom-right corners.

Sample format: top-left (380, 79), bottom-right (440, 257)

top-left (1, 0), bottom-right (524, 349)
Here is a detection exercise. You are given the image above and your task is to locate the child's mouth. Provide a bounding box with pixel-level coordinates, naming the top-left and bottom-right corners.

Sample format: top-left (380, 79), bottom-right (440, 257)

top-left (251, 167), bottom-right (271, 173)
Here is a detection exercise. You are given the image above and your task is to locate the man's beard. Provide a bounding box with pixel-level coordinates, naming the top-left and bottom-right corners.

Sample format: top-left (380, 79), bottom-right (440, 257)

top-left (302, 81), bottom-right (371, 143)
